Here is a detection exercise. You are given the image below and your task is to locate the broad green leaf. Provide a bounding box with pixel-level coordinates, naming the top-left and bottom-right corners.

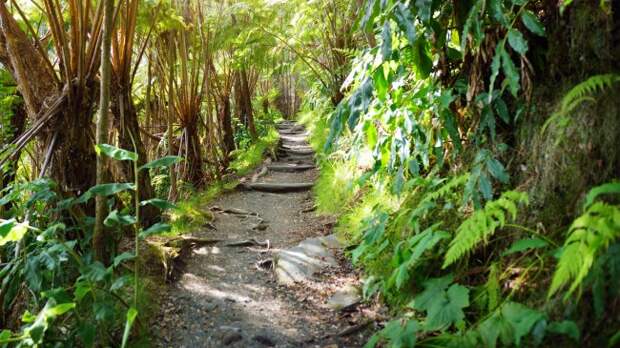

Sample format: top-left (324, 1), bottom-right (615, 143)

top-left (494, 97), bottom-right (510, 123)
top-left (409, 275), bottom-right (453, 310)
top-left (377, 319), bottom-right (418, 348)
top-left (139, 223), bottom-right (171, 239)
top-left (393, 3), bottom-right (416, 45)
top-left (502, 238), bottom-right (548, 256)
top-left (441, 110), bottom-right (462, 152)
top-left (76, 183), bottom-right (135, 204)
top-left (360, 0), bottom-right (379, 32)
top-left (95, 144), bottom-right (138, 162)
top-left (412, 39), bottom-right (432, 78)
top-left (500, 47), bottom-right (520, 96)
top-left (0, 330), bottom-right (11, 341)
top-left (479, 172), bottom-right (493, 201)
top-left (140, 198), bottom-right (178, 210)
top-left (478, 312), bottom-right (513, 348)
top-left (121, 307), bottom-right (138, 348)
top-left (0, 222), bottom-right (27, 246)
top-left (111, 275), bottom-right (132, 292)
top-left (424, 284), bottom-right (470, 331)
top-left (0, 219), bottom-right (15, 236)
top-left (521, 10), bottom-right (545, 36)
top-left (372, 67), bottom-right (388, 101)
top-left (74, 282), bottom-right (92, 301)
top-left (584, 182), bottom-right (620, 209)
top-left (381, 22), bottom-right (392, 60)
top-left (81, 262), bottom-right (109, 282)
top-left (486, 157), bottom-right (509, 183)
top-left (501, 302), bottom-right (545, 346)
top-left (547, 320), bottom-right (580, 341)
top-left (488, 0), bottom-right (507, 25)
top-left (507, 29), bottom-right (528, 55)
top-left (104, 210), bottom-right (137, 227)
top-left (488, 44), bottom-right (503, 98)
top-left (415, 0), bottom-right (432, 23)
top-left (139, 156), bottom-right (183, 171)
top-left (113, 252), bottom-right (136, 268)
top-left (47, 303), bottom-right (76, 316)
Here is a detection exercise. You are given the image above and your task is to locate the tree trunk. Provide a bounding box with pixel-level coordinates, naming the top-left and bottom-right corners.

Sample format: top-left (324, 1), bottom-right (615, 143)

top-left (220, 94), bottom-right (234, 162)
top-left (167, 43), bottom-right (177, 201)
top-left (0, 97), bottom-right (26, 194)
top-left (0, 3), bottom-right (96, 197)
top-left (234, 70), bottom-right (256, 138)
top-left (184, 122), bottom-right (204, 187)
top-left (94, 0), bottom-right (114, 263)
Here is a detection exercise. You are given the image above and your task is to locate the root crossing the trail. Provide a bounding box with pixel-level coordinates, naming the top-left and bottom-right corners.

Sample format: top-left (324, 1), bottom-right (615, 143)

top-left (152, 122), bottom-right (375, 348)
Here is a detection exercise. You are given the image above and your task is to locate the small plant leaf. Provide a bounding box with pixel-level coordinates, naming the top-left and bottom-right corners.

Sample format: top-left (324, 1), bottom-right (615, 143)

top-left (140, 198), bottom-right (178, 210)
top-left (95, 144), bottom-right (138, 161)
top-left (121, 307), bottom-right (138, 348)
top-left (139, 223), bottom-right (171, 239)
top-left (502, 238), bottom-right (549, 256)
top-left (521, 10), bottom-right (545, 36)
top-left (139, 156), bottom-right (183, 171)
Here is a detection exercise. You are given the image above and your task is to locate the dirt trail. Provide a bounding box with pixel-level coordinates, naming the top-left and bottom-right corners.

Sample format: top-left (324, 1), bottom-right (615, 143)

top-left (153, 122), bottom-right (374, 347)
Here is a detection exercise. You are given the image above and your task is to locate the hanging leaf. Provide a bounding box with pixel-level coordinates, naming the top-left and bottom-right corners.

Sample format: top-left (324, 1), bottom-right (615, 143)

top-left (500, 47), bottom-right (520, 96)
top-left (139, 223), bottom-right (172, 239)
top-left (113, 252), bottom-right (136, 268)
top-left (488, 44), bottom-right (503, 99)
top-left (546, 320), bottom-right (580, 341)
top-left (0, 221), bottom-right (27, 246)
top-left (393, 3), bottom-right (416, 45)
top-left (507, 29), bottom-right (528, 55)
top-left (521, 10), bottom-right (546, 36)
top-left (381, 22), bottom-right (392, 60)
top-left (76, 183), bottom-right (135, 204)
top-left (140, 198), bottom-right (178, 210)
top-left (94, 144), bottom-right (138, 162)
top-left (104, 210), bottom-right (137, 227)
top-left (502, 238), bottom-right (549, 256)
top-left (415, 0), bottom-right (432, 23)
top-left (412, 39), bottom-right (432, 78)
top-left (139, 156), bottom-right (183, 171)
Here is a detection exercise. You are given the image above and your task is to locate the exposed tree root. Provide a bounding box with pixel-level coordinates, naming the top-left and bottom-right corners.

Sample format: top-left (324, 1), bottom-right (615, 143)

top-left (243, 182), bottom-right (314, 192)
top-left (268, 163), bottom-right (315, 172)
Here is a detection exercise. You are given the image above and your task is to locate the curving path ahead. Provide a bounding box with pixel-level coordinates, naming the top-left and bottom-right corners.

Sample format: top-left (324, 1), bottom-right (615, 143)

top-left (152, 122), bottom-right (374, 348)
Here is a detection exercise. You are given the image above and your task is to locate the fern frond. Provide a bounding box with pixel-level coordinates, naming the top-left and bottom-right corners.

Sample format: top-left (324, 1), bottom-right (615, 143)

top-left (423, 174), bottom-right (470, 203)
top-left (548, 202), bottom-right (620, 298)
top-left (541, 74), bottom-right (620, 135)
top-left (560, 74), bottom-right (620, 111)
top-left (443, 191), bottom-right (528, 268)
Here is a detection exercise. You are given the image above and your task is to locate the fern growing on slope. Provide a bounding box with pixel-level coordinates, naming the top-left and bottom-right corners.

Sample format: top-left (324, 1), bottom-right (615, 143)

top-left (548, 183), bottom-right (620, 298)
top-left (443, 191), bottom-right (529, 268)
top-left (542, 74), bottom-right (620, 136)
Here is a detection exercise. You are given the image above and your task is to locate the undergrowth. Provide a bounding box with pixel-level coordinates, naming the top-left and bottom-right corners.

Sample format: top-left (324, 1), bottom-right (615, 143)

top-left (229, 127), bottom-right (279, 176)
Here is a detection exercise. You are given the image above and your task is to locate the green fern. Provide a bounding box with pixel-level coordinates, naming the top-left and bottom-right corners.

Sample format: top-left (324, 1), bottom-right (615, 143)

top-left (548, 183), bottom-right (620, 298)
top-left (422, 174), bottom-right (469, 204)
top-left (542, 74), bottom-right (620, 135)
top-left (443, 191), bottom-right (529, 268)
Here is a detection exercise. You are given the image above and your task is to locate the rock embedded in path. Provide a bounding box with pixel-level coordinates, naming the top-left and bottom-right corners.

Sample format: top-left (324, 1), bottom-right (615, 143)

top-left (274, 234), bottom-right (342, 284)
top-left (326, 284), bottom-right (362, 310)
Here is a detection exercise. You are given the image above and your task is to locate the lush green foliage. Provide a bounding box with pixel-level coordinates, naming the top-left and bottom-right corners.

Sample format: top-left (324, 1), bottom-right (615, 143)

top-left (302, 0), bottom-right (620, 347)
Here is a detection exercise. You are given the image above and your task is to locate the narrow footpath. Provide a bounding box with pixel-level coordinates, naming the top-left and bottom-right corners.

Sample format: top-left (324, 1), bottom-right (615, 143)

top-left (153, 122), bottom-right (376, 347)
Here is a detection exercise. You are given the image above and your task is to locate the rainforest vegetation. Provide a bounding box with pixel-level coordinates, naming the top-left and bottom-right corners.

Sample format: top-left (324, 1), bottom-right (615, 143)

top-left (0, 0), bottom-right (618, 346)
